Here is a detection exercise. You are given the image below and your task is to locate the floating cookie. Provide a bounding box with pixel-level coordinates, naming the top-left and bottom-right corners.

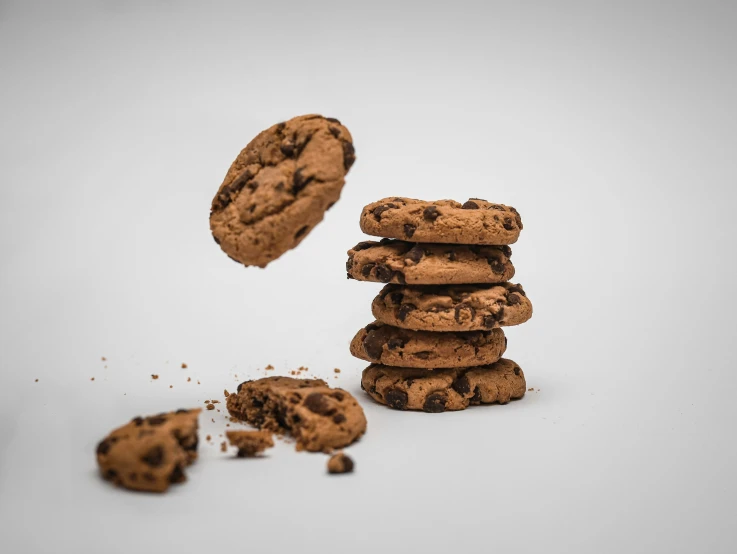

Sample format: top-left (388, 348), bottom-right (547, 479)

top-left (95, 409), bottom-right (201, 493)
top-left (227, 377), bottom-right (366, 453)
top-left (350, 321), bottom-right (506, 368)
top-left (210, 114), bottom-right (356, 268)
top-left (360, 197), bottom-right (522, 245)
top-left (361, 359), bottom-right (526, 412)
top-left (346, 239), bottom-right (514, 285)
top-left (372, 282), bottom-right (532, 332)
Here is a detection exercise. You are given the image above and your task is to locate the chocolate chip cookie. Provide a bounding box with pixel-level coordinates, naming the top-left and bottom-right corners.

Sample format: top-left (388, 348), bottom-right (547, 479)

top-left (227, 377), bottom-right (366, 453)
top-left (361, 359), bottom-right (526, 412)
top-left (350, 321), bottom-right (506, 368)
top-left (360, 197), bottom-right (522, 245)
top-left (226, 430), bottom-right (274, 457)
top-left (210, 114), bottom-right (355, 268)
top-left (372, 282), bottom-right (532, 331)
top-left (346, 239), bottom-right (515, 285)
top-left (96, 408), bottom-right (201, 493)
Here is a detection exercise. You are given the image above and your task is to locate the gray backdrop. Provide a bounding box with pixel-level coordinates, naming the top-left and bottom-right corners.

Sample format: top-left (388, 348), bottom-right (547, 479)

top-left (1, 1), bottom-right (736, 553)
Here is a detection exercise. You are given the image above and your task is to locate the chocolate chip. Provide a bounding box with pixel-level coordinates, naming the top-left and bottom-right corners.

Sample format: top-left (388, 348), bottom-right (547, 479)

top-left (361, 262), bottom-right (375, 277)
top-left (395, 271), bottom-right (407, 284)
top-left (462, 200), bottom-right (479, 209)
top-left (423, 393), bottom-right (447, 413)
top-left (132, 416), bottom-right (144, 426)
top-left (491, 204), bottom-right (505, 210)
top-left (96, 439), bottom-right (112, 456)
top-left (513, 366), bottom-right (520, 376)
top-left (507, 284), bottom-right (526, 296)
top-left (292, 413), bottom-right (301, 424)
top-left (405, 378), bottom-right (415, 388)
top-left (500, 245), bottom-right (512, 258)
top-left (373, 205), bottom-right (394, 221)
top-left (507, 293), bottom-right (521, 305)
top-left (413, 351), bottom-right (431, 360)
top-left (390, 292), bottom-right (404, 305)
top-left (326, 117), bottom-right (341, 124)
top-left (346, 256), bottom-right (354, 272)
top-left (236, 380), bottom-right (252, 393)
top-left (304, 392), bottom-right (331, 415)
top-left (452, 374), bottom-right (471, 395)
top-left (483, 315), bottom-right (496, 328)
top-left (397, 303), bottom-right (416, 322)
top-left (365, 322), bottom-right (380, 332)
top-left (375, 264), bottom-right (394, 282)
top-left (405, 245), bottom-right (424, 264)
top-left (403, 224), bottom-right (417, 238)
top-left (333, 413), bottom-right (346, 424)
top-left (385, 389), bottom-right (408, 410)
top-left (292, 168), bottom-right (314, 195)
top-left (251, 398), bottom-right (264, 408)
top-left (423, 206), bottom-right (439, 221)
top-left (494, 307), bottom-right (505, 322)
top-left (276, 122), bottom-right (286, 133)
top-left (363, 330), bottom-right (386, 360)
top-left (275, 406), bottom-right (289, 428)
top-left (471, 387), bottom-right (482, 403)
top-left (168, 464), bottom-right (185, 483)
top-left (489, 259), bottom-right (505, 274)
top-left (105, 468), bottom-right (118, 480)
top-left (328, 126), bottom-right (340, 138)
top-left (280, 143), bottom-right (295, 157)
top-left (141, 445), bottom-right (165, 467)
top-left (503, 217), bottom-right (514, 230)
top-left (343, 141), bottom-right (356, 170)
top-left (387, 337), bottom-right (405, 350)
top-left (454, 303), bottom-right (476, 324)
top-left (447, 251), bottom-right (457, 262)
top-left (352, 241), bottom-right (376, 251)
top-left (294, 225), bottom-right (309, 239)
top-left (147, 415), bottom-right (167, 426)
top-left (332, 391), bottom-right (345, 401)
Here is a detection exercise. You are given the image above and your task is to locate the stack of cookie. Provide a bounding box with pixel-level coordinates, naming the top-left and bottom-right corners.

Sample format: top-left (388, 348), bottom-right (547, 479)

top-left (347, 198), bottom-right (533, 413)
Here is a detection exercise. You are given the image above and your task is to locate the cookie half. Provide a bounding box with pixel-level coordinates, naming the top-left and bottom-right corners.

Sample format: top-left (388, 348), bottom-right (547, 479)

top-left (372, 283), bottom-right (532, 332)
top-left (360, 197), bottom-right (522, 245)
top-left (346, 239), bottom-right (514, 285)
top-left (350, 321), bottom-right (506, 368)
top-left (210, 114), bottom-right (356, 268)
top-left (226, 377), bottom-right (366, 453)
top-left (96, 408), bottom-right (201, 493)
top-left (361, 359), bottom-right (526, 412)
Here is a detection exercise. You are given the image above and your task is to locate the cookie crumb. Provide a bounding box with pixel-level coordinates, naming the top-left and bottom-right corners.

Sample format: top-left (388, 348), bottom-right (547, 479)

top-left (181, 363), bottom-right (187, 369)
top-left (197, 380), bottom-right (201, 385)
top-left (211, 400), bottom-right (220, 404)
top-left (265, 365), bottom-right (274, 370)
top-left (90, 377), bottom-right (95, 381)
top-left (206, 434), bottom-right (211, 441)
top-left (220, 441), bottom-right (227, 452)
top-left (327, 452), bottom-right (354, 474)
top-left (224, 389), bottom-right (230, 398)
top-left (187, 377), bottom-right (191, 382)
top-left (169, 385), bottom-right (173, 389)
top-left (334, 368), bottom-right (341, 373)
top-left (101, 357), bottom-right (106, 361)
top-left (528, 387), bottom-right (534, 391)
top-left (206, 403), bottom-right (215, 411)
top-left (211, 418), bottom-right (215, 423)
top-left (35, 379), bottom-right (39, 382)
top-left (151, 374), bottom-right (159, 380)
top-left (226, 430), bottom-right (274, 457)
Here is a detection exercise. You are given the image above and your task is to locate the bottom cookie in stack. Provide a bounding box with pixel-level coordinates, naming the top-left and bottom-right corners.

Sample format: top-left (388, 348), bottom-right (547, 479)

top-left (360, 359), bottom-right (526, 413)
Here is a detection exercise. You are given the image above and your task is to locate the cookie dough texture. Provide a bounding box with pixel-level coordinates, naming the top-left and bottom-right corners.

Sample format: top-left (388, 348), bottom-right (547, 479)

top-left (360, 197), bottom-right (522, 245)
top-left (327, 452), bottom-right (354, 474)
top-left (95, 409), bottom-right (201, 493)
top-left (226, 430), bottom-right (274, 457)
top-left (226, 377), bottom-right (366, 453)
top-left (361, 359), bottom-right (526, 412)
top-left (346, 239), bottom-right (514, 285)
top-left (350, 321), bottom-right (506, 368)
top-left (210, 114), bottom-right (355, 268)
top-left (372, 282), bottom-right (532, 332)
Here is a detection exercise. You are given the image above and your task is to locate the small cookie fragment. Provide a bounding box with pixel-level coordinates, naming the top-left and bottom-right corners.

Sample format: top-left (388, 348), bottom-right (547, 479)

top-left (95, 409), bottom-right (201, 493)
top-left (226, 430), bottom-right (274, 457)
top-left (226, 377), bottom-right (366, 453)
top-left (360, 197), bottom-right (522, 245)
top-left (327, 452), bottom-right (354, 474)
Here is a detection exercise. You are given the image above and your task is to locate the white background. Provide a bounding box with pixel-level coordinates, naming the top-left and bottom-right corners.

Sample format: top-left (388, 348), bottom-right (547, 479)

top-left (1, 1), bottom-right (736, 553)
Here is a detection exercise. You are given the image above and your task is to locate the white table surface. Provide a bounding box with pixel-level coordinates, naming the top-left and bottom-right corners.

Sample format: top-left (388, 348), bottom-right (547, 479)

top-left (1, 2), bottom-right (736, 553)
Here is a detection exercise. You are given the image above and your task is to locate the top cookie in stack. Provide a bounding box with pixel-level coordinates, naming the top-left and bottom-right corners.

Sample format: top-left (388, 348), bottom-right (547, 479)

top-left (347, 197), bottom-right (533, 413)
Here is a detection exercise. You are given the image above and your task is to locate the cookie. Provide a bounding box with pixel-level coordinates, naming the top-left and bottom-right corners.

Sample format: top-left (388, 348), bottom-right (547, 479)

top-left (350, 321), bottom-right (506, 368)
top-left (226, 377), bottom-right (366, 453)
top-left (210, 114), bottom-right (356, 268)
top-left (372, 282), bottom-right (532, 332)
top-left (361, 359), bottom-right (526, 412)
top-left (327, 452), bottom-right (354, 474)
top-left (346, 239), bottom-right (515, 285)
top-left (359, 197), bottom-right (522, 245)
top-left (95, 408), bottom-right (201, 493)
top-left (225, 430), bottom-right (274, 457)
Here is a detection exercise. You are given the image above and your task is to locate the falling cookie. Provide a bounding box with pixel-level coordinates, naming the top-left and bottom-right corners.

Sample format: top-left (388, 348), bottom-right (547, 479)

top-left (95, 409), bottom-right (201, 493)
top-left (350, 321), bottom-right (506, 368)
top-left (360, 197), bottom-right (522, 245)
top-left (210, 114), bottom-right (356, 268)
top-left (361, 359), bottom-right (526, 412)
top-left (346, 239), bottom-right (515, 285)
top-left (226, 430), bottom-right (274, 457)
top-left (227, 377), bottom-right (366, 453)
top-left (372, 282), bottom-right (532, 332)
